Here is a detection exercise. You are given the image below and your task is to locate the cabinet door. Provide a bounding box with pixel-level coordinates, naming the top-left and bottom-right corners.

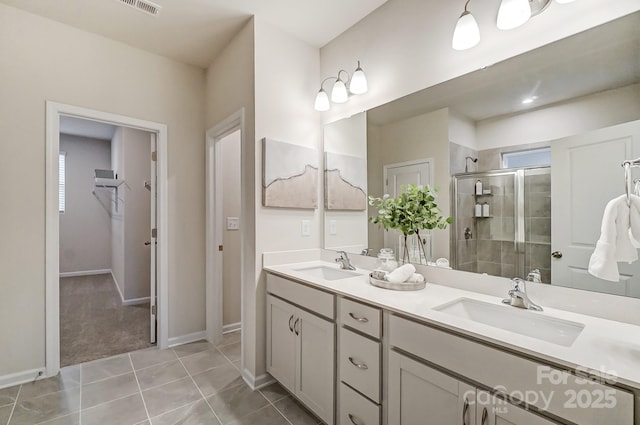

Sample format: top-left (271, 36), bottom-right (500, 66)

top-left (388, 350), bottom-right (476, 425)
top-left (266, 295), bottom-right (296, 393)
top-left (476, 390), bottom-right (559, 425)
top-left (295, 308), bottom-right (336, 425)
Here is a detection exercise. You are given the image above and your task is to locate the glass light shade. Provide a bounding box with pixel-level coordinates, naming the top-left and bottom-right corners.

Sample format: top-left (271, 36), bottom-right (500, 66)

top-left (452, 11), bottom-right (480, 50)
top-left (350, 67), bottom-right (368, 95)
top-left (331, 79), bottom-right (349, 103)
top-left (555, 0), bottom-right (576, 3)
top-left (314, 89), bottom-right (330, 111)
top-left (496, 0), bottom-right (531, 30)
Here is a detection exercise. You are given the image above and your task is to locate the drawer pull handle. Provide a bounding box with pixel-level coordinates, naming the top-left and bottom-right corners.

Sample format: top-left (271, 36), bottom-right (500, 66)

top-left (288, 315), bottom-right (294, 333)
top-left (348, 413), bottom-right (364, 425)
top-left (294, 318), bottom-right (300, 336)
top-left (349, 313), bottom-right (369, 323)
top-left (481, 407), bottom-right (488, 425)
top-left (462, 398), bottom-right (469, 425)
top-left (348, 357), bottom-right (368, 370)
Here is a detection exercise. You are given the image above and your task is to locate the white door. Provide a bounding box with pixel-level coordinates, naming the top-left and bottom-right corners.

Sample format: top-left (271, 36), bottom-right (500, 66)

top-left (551, 120), bottom-right (640, 297)
top-left (149, 134), bottom-right (157, 343)
top-left (383, 159), bottom-right (433, 257)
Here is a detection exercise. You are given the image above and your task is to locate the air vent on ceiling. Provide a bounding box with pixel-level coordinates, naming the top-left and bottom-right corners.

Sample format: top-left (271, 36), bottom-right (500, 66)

top-left (117, 0), bottom-right (162, 16)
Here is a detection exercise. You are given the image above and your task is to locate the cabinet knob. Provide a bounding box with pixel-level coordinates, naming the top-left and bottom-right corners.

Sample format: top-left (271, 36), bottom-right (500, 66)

top-left (348, 312), bottom-right (369, 323)
top-left (481, 407), bottom-right (488, 425)
top-left (288, 315), bottom-right (294, 333)
top-left (348, 357), bottom-right (368, 370)
top-left (462, 398), bottom-right (469, 425)
top-left (348, 413), bottom-right (364, 425)
top-left (294, 318), bottom-right (300, 336)
top-left (551, 250), bottom-right (563, 259)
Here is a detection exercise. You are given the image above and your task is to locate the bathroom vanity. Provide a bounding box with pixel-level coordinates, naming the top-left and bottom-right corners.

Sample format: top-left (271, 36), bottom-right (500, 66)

top-left (264, 255), bottom-right (639, 425)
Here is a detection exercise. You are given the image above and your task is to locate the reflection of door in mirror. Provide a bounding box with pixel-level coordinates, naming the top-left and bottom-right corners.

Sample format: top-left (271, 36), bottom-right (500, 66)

top-left (552, 120), bottom-right (640, 298)
top-left (383, 159), bottom-right (433, 260)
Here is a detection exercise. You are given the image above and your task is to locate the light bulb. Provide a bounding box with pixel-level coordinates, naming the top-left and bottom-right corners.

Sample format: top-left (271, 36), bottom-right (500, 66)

top-left (331, 79), bottom-right (349, 103)
top-left (314, 89), bottom-right (330, 111)
top-left (349, 62), bottom-right (368, 95)
top-left (452, 11), bottom-right (480, 50)
top-left (497, 0), bottom-right (531, 30)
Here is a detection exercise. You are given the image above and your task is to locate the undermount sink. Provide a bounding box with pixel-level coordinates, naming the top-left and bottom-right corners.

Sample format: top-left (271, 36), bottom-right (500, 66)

top-left (294, 265), bottom-right (362, 281)
top-left (433, 298), bottom-right (584, 347)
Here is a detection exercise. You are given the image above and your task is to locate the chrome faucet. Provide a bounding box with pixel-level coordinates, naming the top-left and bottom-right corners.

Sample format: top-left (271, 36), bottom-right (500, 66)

top-left (502, 278), bottom-right (543, 311)
top-left (335, 251), bottom-right (356, 270)
top-left (360, 248), bottom-right (373, 256)
top-left (527, 268), bottom-right (541, 283)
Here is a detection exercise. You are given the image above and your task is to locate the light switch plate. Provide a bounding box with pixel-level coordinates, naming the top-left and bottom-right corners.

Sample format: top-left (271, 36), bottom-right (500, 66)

top-left (301, 220), bottom-right (311, 237)
top-left (329, 220), bottom-right (337, 235)
top-left (226, 217), bottom-right (240, 230)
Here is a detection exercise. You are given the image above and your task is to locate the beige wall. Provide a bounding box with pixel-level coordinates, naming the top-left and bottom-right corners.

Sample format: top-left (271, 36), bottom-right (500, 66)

top-left (0, 4), bottom-right (205, 377)
top-left (59, 134), bottom-right (112, 274)
top-left (221, 130), bottom-right (242, 326)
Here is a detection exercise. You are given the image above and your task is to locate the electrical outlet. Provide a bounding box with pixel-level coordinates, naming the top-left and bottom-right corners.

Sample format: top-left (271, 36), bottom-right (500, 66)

top-left (301, 220), bottom-right (311, 237)
top-left (329, 220), bottom-right (337, 235)
top-left (226, 217), bottom-right (240, 230)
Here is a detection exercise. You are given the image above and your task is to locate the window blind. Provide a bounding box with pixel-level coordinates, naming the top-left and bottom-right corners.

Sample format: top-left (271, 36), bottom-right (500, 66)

top-left (59, 152), bottom-right (66, 213)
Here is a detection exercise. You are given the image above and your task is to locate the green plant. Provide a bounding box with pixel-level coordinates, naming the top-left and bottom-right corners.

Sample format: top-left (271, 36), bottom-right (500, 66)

top-left (369, 184), bottom-right (453, 263)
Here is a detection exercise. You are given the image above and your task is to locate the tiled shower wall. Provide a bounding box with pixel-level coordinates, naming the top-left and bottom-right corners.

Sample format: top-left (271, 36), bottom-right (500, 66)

top-left (524, 169), bottom-right (552, 283)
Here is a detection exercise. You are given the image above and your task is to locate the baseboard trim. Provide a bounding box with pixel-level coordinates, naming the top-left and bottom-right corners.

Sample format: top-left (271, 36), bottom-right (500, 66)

top-left (110, 270), bottom-right (125, 304)
top-left (168, 331), bottom-right (207, 348)
top-left (242, 369), bottom-right (275, 390)
top-left (0, 367), bottom-right (46, 390)
top-left (223, 322), bottom-right (241, 334)
top-left (60, 269), bottom-right (111, 278)
top-left (122, 297), bottom-right (150, 306)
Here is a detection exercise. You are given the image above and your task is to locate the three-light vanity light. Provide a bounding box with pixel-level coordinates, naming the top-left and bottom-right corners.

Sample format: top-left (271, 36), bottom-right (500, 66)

top-left (314, 61), bottom-right (368, 112)
top-left (452, 0), bottom-right (578, 51)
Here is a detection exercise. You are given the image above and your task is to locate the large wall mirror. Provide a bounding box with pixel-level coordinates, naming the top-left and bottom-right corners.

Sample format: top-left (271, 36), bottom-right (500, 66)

top-left (322, 12), bottom-right (640, 298)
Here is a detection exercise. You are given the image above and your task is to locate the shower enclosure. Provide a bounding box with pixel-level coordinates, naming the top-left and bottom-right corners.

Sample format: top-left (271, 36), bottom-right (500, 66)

top-left (452, 166), bottom-right (551, 282)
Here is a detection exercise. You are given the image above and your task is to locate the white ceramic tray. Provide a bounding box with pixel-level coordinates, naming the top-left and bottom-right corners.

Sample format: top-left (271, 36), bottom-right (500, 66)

top-left (369, 274), bottom-right (426, 291)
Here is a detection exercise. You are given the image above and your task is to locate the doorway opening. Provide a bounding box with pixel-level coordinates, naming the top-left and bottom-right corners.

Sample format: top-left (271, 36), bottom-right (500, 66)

top-left (46, 102), bottom-right (169, 377)
top-left (206, 110), bottom-right (244, 366)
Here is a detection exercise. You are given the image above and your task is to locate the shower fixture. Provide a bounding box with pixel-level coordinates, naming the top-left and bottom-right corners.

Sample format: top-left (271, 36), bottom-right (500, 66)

top-left (465, 156), bottom-right (478, 173)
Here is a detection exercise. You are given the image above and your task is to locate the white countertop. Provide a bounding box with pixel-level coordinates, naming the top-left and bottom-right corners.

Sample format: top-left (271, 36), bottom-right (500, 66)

top-left (264, 260), bottom-right (640, 390)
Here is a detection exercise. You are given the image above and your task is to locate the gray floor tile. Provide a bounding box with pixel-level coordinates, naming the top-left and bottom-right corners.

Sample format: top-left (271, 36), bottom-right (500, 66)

top-left (36, 412), bottom-right (79, 424)
top-left (259, 383), bottom-right (289, 404)
top-left (180, 349), bottom-right (230, 376)
top-left (206, 384), bottom-right (269, 424)
top-left (218, 343), bottom-right (241, 362)
top-left (81, 373), bottom-right (139, 409)
top-left (142, 377), bottom-right (202, 418)
top-left (136, 360), bottom-right (188, 391)
top-left (0, 404), bottom-right (13, 424)
top-left (0, 386), bottom-right (19, 407)
top-left (275, 396), bottom-right (320, 425)
top-left (191, 364), bottom-right (244, 398)
top-left (150, 399), bottom-right (221, 425)
top-left (81, 393), bottom-right (147, 425)
top-left (19, 366), bottom-right (80, 401)
top-left (172, 341), bottom-right (215, 358)
top-left (130, 348), bottom-right (178, 371)
top-left (226, 405), bottom-right (288, 425)
top-left (217, 332), bottom-right (241, 348)
top-left (81, 354), bottom-right (133, 384)
top-left (9, 387), bottom-right (80, 425)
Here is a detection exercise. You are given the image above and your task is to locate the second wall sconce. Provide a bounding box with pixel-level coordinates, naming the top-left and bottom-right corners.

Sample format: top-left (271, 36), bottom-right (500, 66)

top-left (314, 61), bottom-right (368, 112)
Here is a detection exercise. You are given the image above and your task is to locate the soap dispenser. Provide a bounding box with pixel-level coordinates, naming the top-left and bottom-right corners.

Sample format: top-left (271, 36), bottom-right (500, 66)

top-left (475, 180), bottom-right (483, 195)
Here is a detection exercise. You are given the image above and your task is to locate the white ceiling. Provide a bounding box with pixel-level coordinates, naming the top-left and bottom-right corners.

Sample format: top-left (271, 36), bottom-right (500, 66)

top-left (60, 116), bottom-right (118, 140)
top-left (0, 0), bottom-right (388, 68)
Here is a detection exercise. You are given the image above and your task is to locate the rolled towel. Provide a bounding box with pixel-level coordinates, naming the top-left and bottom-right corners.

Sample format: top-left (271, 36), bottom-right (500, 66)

top-left (385, 264), bottom-right (416, 284)
top-left (404, 273), bottom-right (425, 284)
top-left (370, 269), bottom-right (388, 280)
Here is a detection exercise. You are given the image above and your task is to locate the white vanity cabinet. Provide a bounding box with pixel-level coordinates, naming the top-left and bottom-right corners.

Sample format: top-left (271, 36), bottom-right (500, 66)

top-left (266, 275), bottom-right (336, 425)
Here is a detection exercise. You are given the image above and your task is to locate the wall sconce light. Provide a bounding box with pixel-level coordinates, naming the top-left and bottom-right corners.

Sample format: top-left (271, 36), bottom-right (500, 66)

top-left (314, 61), bottom-right (368, 111)
top-left (452, 0), bottom-right (577, 51)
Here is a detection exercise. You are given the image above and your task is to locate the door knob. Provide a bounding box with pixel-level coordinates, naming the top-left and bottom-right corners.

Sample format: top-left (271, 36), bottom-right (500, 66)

top-left (551, 251), bottom-right (563, 259)
top-left (144, 241), bottom-right (151, 246)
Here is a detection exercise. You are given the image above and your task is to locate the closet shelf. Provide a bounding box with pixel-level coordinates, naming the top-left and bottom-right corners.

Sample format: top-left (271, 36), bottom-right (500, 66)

top-left (94, 177), bottom-right (124, 188)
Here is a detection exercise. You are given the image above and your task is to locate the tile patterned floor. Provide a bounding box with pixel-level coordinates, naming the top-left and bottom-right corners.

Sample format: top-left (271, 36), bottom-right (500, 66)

top-left (0, 332), bottom-right (324, 425)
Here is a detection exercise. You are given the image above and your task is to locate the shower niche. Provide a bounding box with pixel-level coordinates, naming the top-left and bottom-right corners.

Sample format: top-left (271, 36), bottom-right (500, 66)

top-left (452, 167), bottom-right (551, 282)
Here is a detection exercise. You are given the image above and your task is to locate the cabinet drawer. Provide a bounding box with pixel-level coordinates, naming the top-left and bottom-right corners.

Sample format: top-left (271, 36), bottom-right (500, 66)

top-left (339, 383), bottom-right (380, 425)
top-left (339, 298), bottom-right (381, 339)
top-left (339, 327), bottom-right (381, 403)
top-left (389, 315), bottom-right (633, 425)
top-left (266, 273), bottom-right (334, 319)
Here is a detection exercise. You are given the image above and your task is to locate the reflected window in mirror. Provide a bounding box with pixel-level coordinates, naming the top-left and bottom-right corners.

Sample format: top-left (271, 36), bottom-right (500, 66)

top-left (501, 147), bottom-right (551, 169)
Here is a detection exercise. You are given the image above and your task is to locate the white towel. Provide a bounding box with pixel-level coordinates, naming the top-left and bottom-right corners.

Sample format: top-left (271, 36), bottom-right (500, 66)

top-left (628, 194), bottom-right (640, 247)
top-left (385, 264), bottom-right (416, 284)
top-left (588, 194), bottom-right (638, 281)
top-left (404, 273), bottom-right (425, 284)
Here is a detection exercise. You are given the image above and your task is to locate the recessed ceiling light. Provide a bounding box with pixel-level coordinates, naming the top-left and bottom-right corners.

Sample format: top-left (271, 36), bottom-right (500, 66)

top-left (522, 96), bottom-right (538, 104)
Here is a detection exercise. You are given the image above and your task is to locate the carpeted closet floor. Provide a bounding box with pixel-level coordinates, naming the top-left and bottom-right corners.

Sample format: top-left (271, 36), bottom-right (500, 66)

top-left (60, 273), bottom-right (153, 367)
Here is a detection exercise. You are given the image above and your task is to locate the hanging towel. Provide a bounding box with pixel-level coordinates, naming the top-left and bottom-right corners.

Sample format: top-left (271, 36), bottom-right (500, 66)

top-left (588, 195), bottom-right (638, 281)
top-left (385, 264), bottom-right (416, 284)
top-left (627, 194), bottom-right (640, 247)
